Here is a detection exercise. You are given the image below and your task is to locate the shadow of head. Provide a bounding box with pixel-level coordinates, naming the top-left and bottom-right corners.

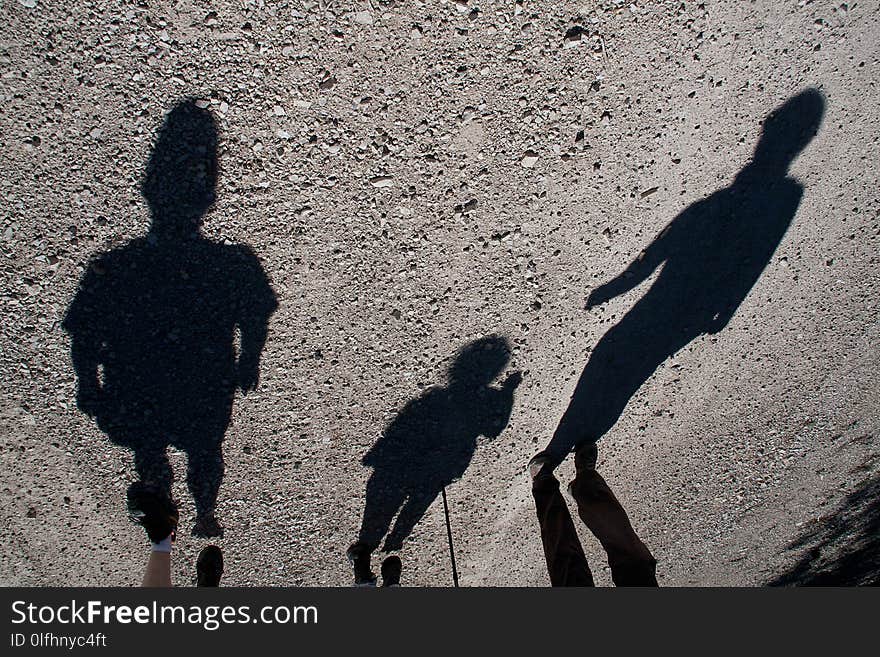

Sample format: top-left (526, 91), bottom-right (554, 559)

top-left (141, 99), bottom-right (218, 235)
top-left (750, 88), bottom-right (825, 174)
top-left (447, 335), bottom-right (512, 389)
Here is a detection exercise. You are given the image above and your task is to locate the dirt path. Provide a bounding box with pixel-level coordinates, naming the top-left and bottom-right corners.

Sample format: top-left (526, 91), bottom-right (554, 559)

top-left (1, 0), bottom-right (878, 586)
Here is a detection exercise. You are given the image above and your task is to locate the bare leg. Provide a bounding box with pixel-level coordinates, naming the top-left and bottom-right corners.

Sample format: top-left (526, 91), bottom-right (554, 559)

top-left (141, 550), bottom-right (172, 587)
top-left (127, 482), bottom-right (178, 588)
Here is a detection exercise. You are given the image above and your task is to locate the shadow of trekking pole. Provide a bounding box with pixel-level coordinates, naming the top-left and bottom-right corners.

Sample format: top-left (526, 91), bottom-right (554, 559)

top-left (441, 487), bottom-right (460, 587)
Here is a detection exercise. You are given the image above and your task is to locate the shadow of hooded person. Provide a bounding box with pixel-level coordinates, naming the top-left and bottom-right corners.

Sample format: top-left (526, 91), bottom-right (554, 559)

top-left (348, 336), bottom-right (521, 578)
top-left (63, 99), bottom-right (278, 538)
top-left (543, 88), bottom-right (825, 463)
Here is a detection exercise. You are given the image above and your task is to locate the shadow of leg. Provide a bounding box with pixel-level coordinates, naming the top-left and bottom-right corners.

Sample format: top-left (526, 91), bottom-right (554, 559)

top-left (188, 443), bottom-right (224, 538)
top-left (532, 474), bottom-right (594, 587)
top-left (383, 489), bottom-right (436, 553)
top-left (358, 470), bottom-right (405, 551)
top-left (133, 441), bottom-right (173, 494)
top-left (569, 470), bottom-right (657, 586)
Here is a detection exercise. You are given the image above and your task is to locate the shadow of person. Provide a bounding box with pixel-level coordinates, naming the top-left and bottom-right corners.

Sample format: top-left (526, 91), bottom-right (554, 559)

top-left (544, 88), bottom-right (826, 463)
top-left (769, 471), bottom-right (880, 586)
top-left (352, 336), bottom-right (522, 561)
top-left (63, 99), bottom-right (277, 537)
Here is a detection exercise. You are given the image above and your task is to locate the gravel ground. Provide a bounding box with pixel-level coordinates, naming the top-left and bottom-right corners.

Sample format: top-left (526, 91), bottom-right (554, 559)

top-left (1, 0), bottom-right (878, 586)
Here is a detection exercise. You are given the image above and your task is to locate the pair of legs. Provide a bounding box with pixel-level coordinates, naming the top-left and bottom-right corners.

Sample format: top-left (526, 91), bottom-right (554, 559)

top-left (357, 469), bottom-right (437, 553)
top-left (544, 298), bottom-right (694, 463)
top-left (130, 438), bottom-right (225, 538)
top-left (346, 470), bottom-right (432, 586)
top-left (530, 445), bottom-right (657, 586)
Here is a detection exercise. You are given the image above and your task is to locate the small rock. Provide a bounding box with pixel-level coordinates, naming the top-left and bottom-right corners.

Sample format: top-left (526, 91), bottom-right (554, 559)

top-left (370, 175), bottom-right (394, 188)
top-left (520, 150), bottom-right (538, 168)
top-left (564, 26), bottom-right (585, 48)
top-left (273, 105), bottom-right (286, 116)
top-left (353, 11), bottom-right (373, 25)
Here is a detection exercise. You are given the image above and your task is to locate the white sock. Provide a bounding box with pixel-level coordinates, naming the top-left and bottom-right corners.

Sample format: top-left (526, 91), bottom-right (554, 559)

top-left (151, 535), bottom-right (173, 553)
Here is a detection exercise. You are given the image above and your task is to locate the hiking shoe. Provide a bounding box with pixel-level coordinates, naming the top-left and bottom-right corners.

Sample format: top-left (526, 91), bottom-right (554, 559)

top-left (573, 441), bottom-right (598, 474)
top-left (381, 555), bottom-right (402, 587)
top-left (196, 545), bottom-right (224, 587)
top-left (126, 482), bottom-right (179, 543)
top-left (347, 542), bottom-right (377, 587)
top-left (528, 451), bottom-right (555, 479)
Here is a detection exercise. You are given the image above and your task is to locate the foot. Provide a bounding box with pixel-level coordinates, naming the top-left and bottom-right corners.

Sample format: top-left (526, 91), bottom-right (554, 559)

top-left (196, 545), bottom-right (224, 587)
top-left (528, 451), bottom-right (556, 480)
top-left (573, 441), bottom-right (598, 474)
top-left (346, 542), bottom-right (377, 587)
top-left (192, 514), bottom-right (224, 539)
top-left (568, 442), bottom-right (600, 499)
top-left (126, 482), bottom-right (179, 544)
top-left (381, 555), bottom-right (402, 587)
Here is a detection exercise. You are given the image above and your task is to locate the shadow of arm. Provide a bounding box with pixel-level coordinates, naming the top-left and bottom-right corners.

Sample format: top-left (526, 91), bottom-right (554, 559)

top-left (586, 221), bottom-right (674, 309)
top-left (482, 372), bottom-right (522, 439)
top-left (235, 249), bottom-right (279, 393)
top-left (63, 269), bottom-right (104, 417)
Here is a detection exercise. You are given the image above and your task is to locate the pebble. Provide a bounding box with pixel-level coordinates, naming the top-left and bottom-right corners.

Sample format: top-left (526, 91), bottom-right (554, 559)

top-left (520, 151), bottom-right (538, 168)
top-left (564, 26), bottom-right (585, 48)
top-left (370, 176), bottom-right (394, 188)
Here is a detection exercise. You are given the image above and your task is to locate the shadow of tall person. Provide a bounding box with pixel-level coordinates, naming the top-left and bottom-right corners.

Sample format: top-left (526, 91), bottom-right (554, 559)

top-left (542, 88), bottom-right (825, 463)
top-left (347, 336), bottom-right (521, 584)
top-left (63, 99), bottom-right (278, 537)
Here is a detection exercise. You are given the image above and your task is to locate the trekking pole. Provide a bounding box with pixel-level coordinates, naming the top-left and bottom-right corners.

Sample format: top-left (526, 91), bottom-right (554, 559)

top-left (441, 487), bottom-right (460, 587)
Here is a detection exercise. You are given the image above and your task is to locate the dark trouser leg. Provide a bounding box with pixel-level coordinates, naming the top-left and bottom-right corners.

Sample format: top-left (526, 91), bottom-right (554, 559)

top-left (569, 470), bottom-right (657, 586)
top-left (532, 474), bottom-right (594, 587)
